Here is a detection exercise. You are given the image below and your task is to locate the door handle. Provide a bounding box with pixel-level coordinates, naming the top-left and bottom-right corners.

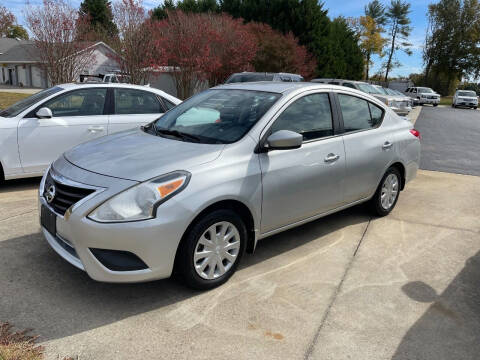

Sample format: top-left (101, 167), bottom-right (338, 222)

top-left (88, 126), bottom-right (104, 133)
top-left (382, 141), bottom-right (393, 150)
top-left (324, 153), bottom-right (340, 163)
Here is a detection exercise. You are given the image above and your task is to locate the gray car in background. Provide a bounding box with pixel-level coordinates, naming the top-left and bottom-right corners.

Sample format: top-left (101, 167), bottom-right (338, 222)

top-left (39, 82), bottom-right (421, 290)
top-left (312, 79), bottom-right (411, 115)
top-left (225, 72), bottom-right (304, 83)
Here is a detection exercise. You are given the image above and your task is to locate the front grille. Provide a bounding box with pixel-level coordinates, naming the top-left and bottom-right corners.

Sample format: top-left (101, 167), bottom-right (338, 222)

top-left (44, 171), bottom-right (95, 216)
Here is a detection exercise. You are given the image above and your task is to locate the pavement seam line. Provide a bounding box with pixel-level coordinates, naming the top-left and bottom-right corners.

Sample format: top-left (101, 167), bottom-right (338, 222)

top-left (0, 209), bottom-right (36, 222)
top-left (304, 217), bottom-right (372, 360)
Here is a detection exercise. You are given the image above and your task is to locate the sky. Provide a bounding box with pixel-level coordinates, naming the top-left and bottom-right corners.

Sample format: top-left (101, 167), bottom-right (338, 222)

top-left (7, 0), bottom-right (432, 77)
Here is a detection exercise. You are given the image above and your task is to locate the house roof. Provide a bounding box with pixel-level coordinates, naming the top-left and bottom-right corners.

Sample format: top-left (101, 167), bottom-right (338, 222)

top-left (0, 41), bottom-right (39, 63)
top-left (0, 40), bottom-right (115, 64)
top-left (0, 38), bottom-right (30, 54)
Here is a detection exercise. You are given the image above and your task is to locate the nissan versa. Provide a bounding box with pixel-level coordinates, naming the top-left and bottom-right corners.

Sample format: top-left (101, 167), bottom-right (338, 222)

top-left (39, 82), bottom-right (421, 289)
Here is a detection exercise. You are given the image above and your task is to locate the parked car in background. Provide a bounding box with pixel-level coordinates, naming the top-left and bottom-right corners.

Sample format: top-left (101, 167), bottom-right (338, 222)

top-left (0, 83), bottom-right (181, 181)
top-left (452, 89), bottom-right (478, 109)
top-left (311, 79), bottom-right (411, 116)
top-left (370, 85), bottom-right (412, 116)
top-left (225, 72), bottom-right (304, 83)
top-left (310, 78), bottom-right (377, 94)
top-left (39, 82), bottom-right (421, 290)
top-left (404, 87), bottom-right (440, 106)
top-left (80, 73), bottom-right (131, 84)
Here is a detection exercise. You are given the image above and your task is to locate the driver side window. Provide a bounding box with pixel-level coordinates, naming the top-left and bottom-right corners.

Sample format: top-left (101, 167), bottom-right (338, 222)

top-left (269, 93), bottom-right (334, 141)
top-left (43, 88), bottom-right (107, 117)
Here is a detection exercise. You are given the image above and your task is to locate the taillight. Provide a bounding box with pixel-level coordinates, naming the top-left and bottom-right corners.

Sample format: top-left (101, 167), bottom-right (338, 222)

top-left (410, 129), bottom-right (421, 139)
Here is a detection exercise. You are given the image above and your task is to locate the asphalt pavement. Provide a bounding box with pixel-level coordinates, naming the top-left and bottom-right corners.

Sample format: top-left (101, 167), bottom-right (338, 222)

top-left (414, 106), bottom-right (480, 175)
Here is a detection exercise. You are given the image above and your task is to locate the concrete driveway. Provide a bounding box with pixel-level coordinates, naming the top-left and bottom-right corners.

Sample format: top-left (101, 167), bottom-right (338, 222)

top-left (0, 108), bottom-right (479, 359)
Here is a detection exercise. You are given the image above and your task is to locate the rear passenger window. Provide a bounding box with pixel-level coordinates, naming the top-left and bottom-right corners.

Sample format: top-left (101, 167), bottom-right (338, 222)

top-left (270, 93), bottom-right (333, 141)
top-left (114, 89), bottom-right (162, 114)
top-left (338, 94), bottom-right (383, 132)
top-left (369, 103), bottom-right (384, 127)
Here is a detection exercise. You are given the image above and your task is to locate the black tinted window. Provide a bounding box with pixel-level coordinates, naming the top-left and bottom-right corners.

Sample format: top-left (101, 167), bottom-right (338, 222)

top-left (270, 93), bottom-right (333, 141)
top-left (342, 83), bottom-right (355, 89)
top-left (339, 94), bottom-right (382, 132)
top-left (44, 88), bottom-right (107, 117)
top-left (114, 89), bottom-right (162, 114)
top-left (162, 97), bottom-right (176, 110)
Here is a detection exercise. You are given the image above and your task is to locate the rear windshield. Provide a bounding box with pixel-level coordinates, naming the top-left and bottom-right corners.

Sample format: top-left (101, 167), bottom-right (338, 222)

top-left (418, 87), bottom-right (434, 93)
top-left (0, 86), bottom-right (63, 118)
top-left (226, 74), bottom-right (274, 83)
top-left (370, 86), bottom-right (388, 95)
top-left (458, 90), bottom-right (477, 97)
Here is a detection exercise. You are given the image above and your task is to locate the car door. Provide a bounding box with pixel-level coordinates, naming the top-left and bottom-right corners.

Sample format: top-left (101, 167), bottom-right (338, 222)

top-left (336, 93), bottom-right (395, 204)
top-left (108, 88), bottom-right (165, 134)
top-left (259, 92), bottom-right (345, 233)
top-left (18, 88), bottom-right (108, 174)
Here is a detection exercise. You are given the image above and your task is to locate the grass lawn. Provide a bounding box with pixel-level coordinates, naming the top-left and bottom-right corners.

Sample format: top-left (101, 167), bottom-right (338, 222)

top-left (0, 92), bottom-right (30, 110)
top-left (439, 96), bottom-right (453, 106)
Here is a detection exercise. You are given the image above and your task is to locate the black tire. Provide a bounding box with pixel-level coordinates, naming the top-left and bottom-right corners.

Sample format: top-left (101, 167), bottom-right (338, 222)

top-left (452, 104), bottom-right (455, 108)
top-left (177, 209), bottom-right (247, 290)
top-left (433, 104), bottom-right (438, 107)
top-left (371, 167), bottom-right (402, 217)
top-left (474, 107), bottom-right (477, 110)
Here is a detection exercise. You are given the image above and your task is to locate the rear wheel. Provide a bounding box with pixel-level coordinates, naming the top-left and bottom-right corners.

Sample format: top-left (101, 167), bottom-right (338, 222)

top-left (177, 209), bottom-right (246, 290)
top-left (433, 103), bottom-right (438, 107)
top-left (371, 167), bottom-right (401, 217)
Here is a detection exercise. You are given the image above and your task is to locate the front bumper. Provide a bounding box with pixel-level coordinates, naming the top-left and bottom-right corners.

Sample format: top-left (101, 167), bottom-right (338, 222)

top-left (418, 97), bottom-right (440, 105)
top-left (455, 100), bottom-right (477, 107)
top-left (39, 158), bottom-right (193, 283)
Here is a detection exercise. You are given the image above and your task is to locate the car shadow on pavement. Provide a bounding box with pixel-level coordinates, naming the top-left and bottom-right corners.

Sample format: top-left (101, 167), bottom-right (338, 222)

top-left (393, 250), bottom-right (480, 360)
top-left (0, 203), bottom-right (369, 342)
top-left (0, 177), bottom-right (41, 194)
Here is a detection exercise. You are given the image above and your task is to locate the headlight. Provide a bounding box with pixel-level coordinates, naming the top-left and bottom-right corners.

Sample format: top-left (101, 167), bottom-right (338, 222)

top-left (88, 171), bottom-right (190, 223)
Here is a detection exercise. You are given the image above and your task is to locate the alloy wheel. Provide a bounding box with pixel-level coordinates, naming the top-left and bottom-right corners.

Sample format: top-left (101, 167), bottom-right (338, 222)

top-left (380, 173), bottom-right (399, 210)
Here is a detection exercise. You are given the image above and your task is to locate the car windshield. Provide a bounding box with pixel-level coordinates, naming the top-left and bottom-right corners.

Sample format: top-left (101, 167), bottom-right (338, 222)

top-left (151, 89), bottom-right (281, 144)
top-left (458, 90), bottom-right (477, 97)
top-left (418, 87), bottom-right (434, 93)
top-left (356, 83), bottom-right (377, 94)
top-left (371, 86), bottom-right (388, 95)
top-left (0, 86), bottom-right (63, 118)
top-left (384, 88), bottom-right (399, 96)
top-left (394, 90), bottom-right (405, 96)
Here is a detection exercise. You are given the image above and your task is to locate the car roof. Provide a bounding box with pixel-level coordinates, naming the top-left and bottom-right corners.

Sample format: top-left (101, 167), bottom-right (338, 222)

top-left (58, 82), bottom-right (156, 91)
top-left (215, 81), bottom-right (326, 94)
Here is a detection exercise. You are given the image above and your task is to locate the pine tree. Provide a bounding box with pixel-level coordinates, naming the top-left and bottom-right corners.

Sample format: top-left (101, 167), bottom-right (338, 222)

top-left (79, 0), bottom-right (118, 40)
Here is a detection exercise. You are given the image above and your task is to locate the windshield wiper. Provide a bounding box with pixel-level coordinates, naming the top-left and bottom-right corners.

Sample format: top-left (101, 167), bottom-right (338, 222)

top-left (154, 125), bottom-right (202, 143)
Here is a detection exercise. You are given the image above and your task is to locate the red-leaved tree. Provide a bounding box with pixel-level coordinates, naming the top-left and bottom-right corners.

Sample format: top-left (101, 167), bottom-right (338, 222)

top-left (248, 22), bottom-right (317, 80)
top-left (152, 11), bottom-right (256, 99)
top-left (25, 0), bottom-right (96, 85)
top-left (112, 0), bottom-right (156, 84)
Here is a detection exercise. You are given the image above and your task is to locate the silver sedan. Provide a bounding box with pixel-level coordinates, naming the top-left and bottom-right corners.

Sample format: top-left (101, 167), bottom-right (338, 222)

top-left (39, 82), bottom-right (421, 289)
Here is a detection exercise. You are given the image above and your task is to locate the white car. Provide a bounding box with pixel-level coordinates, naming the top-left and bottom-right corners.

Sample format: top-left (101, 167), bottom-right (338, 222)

top-left (404, 87), bottom-right (440, 106)
top-left (452, 90), bottom-right (478, 109)
top-left (0, 83), bottom-right (181, 181)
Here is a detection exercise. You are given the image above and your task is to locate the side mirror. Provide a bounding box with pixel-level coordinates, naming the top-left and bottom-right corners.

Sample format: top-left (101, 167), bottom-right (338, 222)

top-left (36, 107), bottom-right (52, 119)
top-left (266, 130), bottom-right (302, 150)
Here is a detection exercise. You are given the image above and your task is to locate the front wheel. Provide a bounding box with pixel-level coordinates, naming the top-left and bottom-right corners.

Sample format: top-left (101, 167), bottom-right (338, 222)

top-left (371, 167), bottom-right (401, 217)
top-left (177, 209), bottom-right (246, 290)
top-left (433, 104), bottom-right (438, 107)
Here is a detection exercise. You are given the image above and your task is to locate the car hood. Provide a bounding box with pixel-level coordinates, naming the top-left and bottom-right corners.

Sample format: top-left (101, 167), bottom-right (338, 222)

top-left (64, 129), bottom-right (225, 182)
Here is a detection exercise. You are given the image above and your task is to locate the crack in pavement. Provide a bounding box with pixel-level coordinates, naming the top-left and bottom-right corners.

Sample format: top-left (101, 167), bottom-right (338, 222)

top-left (304, 217), bottom-right (372, 360)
